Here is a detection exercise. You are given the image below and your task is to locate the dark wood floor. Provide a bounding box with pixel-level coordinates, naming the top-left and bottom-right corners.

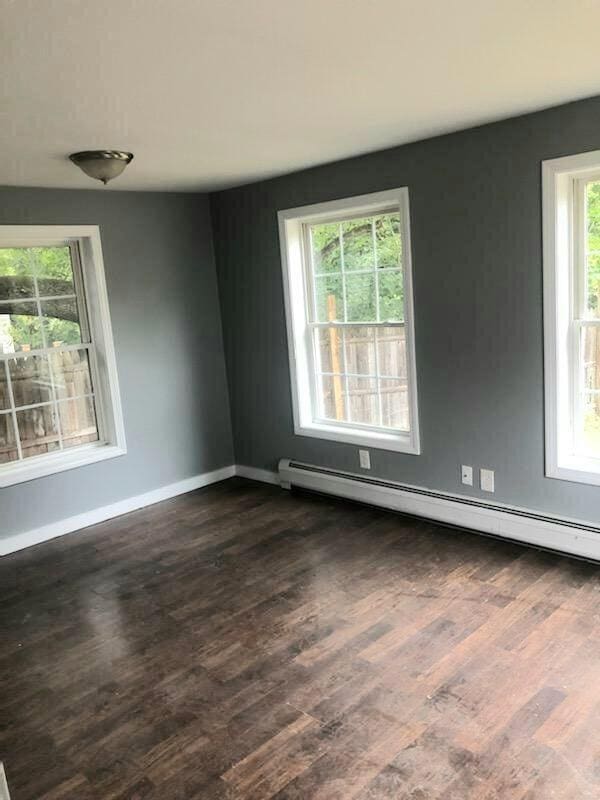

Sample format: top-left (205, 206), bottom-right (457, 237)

top-left (2, 478), bottom-right (600, 799)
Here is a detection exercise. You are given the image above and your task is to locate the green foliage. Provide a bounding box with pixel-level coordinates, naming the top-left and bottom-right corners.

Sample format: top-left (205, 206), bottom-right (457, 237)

top-left (341, 217), bottom-right (374, 270)
top-left (375, 214), bottom-right (403, 268)
top-left (345, 273), bottom-right (376, 321)
top-left (0, 246), bottom-right (73, 284)
top-left (0, 247), bottom-right (80, 349)
top-left (310, 213), bottom-right (404, 322)
top-left (584, 409), bottom-right (600, 451)
top-left (42, 310), bottom-right (81, 347)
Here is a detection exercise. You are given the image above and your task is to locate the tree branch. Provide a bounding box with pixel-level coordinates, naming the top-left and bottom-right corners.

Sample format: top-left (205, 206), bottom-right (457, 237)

top-left (0, 277), bottom-right (77, 321)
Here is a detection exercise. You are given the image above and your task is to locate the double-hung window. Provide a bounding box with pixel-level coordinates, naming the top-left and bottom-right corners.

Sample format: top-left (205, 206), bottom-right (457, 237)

top-left (543, 150), bottom-right (600, 485)
top-left (278, 188), bottom-right (420, 453)
top-left (0, 226), bottom-right (125, 487)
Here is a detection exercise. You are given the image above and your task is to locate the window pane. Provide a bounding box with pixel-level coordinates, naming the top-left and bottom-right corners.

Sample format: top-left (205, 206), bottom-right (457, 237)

top-left (41, 298), bottom-right (82, 345)
top-left (310, 223), bottom-right (341, 274)
top-left (378, 270), bottom-right (404, 322)
top-left (0, 248), bottom-right (35, 300)
top-left (347, 376), bottom-right (379, 425)
top-left (345, 273), bottom-right (375, 322)
top-left (16, 404), bottom-right (60, 459)
top-left (32, 247), bottom-right (75, 296)
top-left (8, 355), bottom-right (52, 407)
top-left (377, 326), bottom-right (406, 378)
top-left (0, 246), bottom-right (75, 301)
top-left (375, 213), bottom-right (402, 268)
top-left (59, 396), bottom-right (99, 449)
top-left (582, 323), bottom-right (600, 454)
top-left (380, 378), bottom-right (409, 431)
top-left (315, 275), bottom-right (343, 322)
top-left (0, 362), bottom-right (9, 410)
top-left (0, 413), bottom-right (18, 463)
top-left (586, 253), bottom-right (600, 319)
top-left (587, 182), bottom-right (600, 318)
top-left (50, 349), bottom-right (93, 399)
top-left (342, 218), bottom-right (374, 271)
top-left (583, 323), bottom-right (600, 394)
top-left (319, 374), bottom-right (345, 421)
top-left (316, 327), bottom-right (344, 374)
top-left (344, 327), bottom-right (376, 376)
top-left (583, 395), bottom-right (600, 454)
top-left (0, 302), bottom-right (43, 352)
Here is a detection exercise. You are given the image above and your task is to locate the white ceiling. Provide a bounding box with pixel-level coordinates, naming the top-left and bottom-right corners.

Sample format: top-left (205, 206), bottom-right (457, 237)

top-left (2, 0), bottom-right (600, 193)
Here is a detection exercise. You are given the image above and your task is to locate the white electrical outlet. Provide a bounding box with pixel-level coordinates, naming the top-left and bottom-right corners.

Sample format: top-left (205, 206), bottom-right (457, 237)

top-left (480, 468), bottom-right (495, 493)
top-left (461, 465), bottom-right (473, 486)
top-left (359, 449), bottom-right (371, 469)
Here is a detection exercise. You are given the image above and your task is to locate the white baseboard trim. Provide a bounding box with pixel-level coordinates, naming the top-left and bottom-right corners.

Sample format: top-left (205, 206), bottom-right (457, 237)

top-left (1, 465), bottom-right (236, 556)
top-left (10, 456), bottom-right (595, 563)
top-left (235, 464), bottom-right (280, 485)
top-left (278, 459), bottom-right (600, 562)
top-left (0, 763), bottom-right (10, 800)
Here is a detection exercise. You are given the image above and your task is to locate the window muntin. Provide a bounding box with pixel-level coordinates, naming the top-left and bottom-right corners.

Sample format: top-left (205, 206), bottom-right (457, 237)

top-left (0, 227), bottom-right (125, 485)
top-left (279, 189), bottom-right (420, 453)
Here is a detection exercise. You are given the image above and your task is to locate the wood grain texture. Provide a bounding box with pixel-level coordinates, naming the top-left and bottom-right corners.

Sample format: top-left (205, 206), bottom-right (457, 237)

top-left (1, 477), bottom-right (600, 799)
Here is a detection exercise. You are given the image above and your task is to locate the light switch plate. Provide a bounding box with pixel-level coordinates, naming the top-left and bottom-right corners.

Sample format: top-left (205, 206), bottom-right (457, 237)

top-left (359, 449), bottom-right (371, 469)
top-left (480, 468), bottom-right (495, 493)
top-left (461, 465), bottom-right (473, 486)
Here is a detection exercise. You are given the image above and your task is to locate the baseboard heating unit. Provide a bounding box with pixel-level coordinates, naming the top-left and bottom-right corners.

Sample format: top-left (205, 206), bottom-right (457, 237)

top-left (278, 459), bottom-right (600, 562)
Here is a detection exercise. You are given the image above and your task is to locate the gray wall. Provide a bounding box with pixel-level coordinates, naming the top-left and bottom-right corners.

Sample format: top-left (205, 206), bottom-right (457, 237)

top-left (1, 186), bottom-right (233, 539)
top-left (211, 95), bottom-right (600, 524)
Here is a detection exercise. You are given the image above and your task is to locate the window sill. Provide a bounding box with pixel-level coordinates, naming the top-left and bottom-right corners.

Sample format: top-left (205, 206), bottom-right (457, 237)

top-left (295, 421), bottom-right (420, 454)
top-left (547, 454), bottom-right (600, 487)
top-left (0, 442), bottom-right (127, 488)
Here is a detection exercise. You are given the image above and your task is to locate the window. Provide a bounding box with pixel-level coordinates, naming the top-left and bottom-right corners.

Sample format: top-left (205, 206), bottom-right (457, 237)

top-left (0, 226), bottom-right (125, 486)
top-left (543, 150), bottom-right (600, 485)
top-left (279, 188), bottom-right (420, 453)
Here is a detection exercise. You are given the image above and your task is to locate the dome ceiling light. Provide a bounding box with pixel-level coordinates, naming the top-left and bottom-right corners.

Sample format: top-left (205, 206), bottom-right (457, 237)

top-left (69, 150), bottom-right (134, 185)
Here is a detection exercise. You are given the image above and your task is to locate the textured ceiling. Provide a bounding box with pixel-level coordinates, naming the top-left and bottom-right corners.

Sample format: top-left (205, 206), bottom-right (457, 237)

top-left (2, 0), bottom-right (600, 192)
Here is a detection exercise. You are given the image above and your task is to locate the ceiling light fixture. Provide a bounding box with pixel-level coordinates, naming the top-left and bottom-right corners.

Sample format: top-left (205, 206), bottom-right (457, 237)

top-left (69, 150), bottom-right (134, 185)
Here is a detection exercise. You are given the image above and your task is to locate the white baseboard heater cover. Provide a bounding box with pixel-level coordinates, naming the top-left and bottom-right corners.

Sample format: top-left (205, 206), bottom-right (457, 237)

top-left (278, 458), bottom-right (600, 562)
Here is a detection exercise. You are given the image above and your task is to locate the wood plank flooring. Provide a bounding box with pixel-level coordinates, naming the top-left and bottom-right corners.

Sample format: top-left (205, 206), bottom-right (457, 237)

top-left (2, 477), bottom-right (600, 799)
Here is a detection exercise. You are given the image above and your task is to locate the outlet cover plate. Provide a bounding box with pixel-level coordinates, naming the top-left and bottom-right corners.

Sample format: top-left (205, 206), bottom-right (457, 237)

top-left (480, 468), bottom-right (495, 493)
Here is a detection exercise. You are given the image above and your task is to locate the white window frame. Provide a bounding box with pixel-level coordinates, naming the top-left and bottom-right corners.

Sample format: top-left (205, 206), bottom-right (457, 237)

top-left (543, 150), bottom-right (600, 486)
top-left (0, 225), bottom-right (126, 487)
top-left (278, 188), bottom-right (420, 454)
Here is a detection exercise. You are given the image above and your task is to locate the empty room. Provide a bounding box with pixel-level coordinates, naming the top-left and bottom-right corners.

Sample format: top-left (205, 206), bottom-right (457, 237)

top-left (2, 1), bottom-right (600, 798)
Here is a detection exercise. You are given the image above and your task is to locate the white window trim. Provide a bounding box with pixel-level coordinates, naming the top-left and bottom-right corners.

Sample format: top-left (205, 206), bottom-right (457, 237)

top-left (0, 225), bottom-right (126, 487)
top-left (278, 188), bottom-right (421, 454)
top-left (543, 150), bottom-right (600, 486)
